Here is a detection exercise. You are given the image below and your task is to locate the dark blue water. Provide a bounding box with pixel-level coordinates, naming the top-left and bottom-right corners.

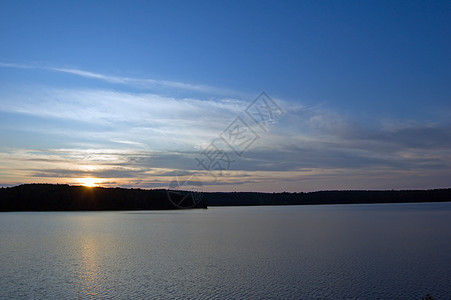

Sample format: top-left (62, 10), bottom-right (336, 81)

top-left (1, 203), bottom-right (450, 299)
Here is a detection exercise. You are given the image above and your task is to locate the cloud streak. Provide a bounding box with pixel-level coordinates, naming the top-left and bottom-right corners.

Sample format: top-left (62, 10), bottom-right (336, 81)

top-left (0, 62), bottom-right (236, 95)
top-left (0, 86), bottom-right (247, 151)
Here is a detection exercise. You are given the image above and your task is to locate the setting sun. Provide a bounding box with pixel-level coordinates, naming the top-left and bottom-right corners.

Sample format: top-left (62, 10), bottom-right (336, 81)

top-left (78, 177), bottom-right (100, 187)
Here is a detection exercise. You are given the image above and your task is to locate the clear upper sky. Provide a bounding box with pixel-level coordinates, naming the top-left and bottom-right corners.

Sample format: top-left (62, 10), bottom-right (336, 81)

top-left (0, 0), bottom-right (450, 191)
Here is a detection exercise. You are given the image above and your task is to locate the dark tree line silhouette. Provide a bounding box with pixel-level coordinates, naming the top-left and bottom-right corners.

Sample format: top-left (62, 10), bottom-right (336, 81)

top-left (0, 184), bottom-right (206, 211)
top-left (0, 184), bottom-right (450, 211)
top-left (205, 189), bottom-right (451, 206)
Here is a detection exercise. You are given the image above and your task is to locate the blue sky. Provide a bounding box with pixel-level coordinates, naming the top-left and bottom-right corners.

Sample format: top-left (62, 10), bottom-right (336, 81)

top-left (0, 0), bottom-right (450, 191)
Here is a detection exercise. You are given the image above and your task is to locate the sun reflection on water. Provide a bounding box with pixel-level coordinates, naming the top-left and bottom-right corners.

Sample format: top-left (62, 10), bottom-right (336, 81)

top-left (79, 235), bottom-right (103, 298)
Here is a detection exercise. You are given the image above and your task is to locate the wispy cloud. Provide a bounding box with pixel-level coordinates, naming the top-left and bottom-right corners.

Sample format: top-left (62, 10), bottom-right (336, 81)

top-left (50, 67), bottom-right (127, 84)
top-left (0, 61), bottom-right (237, 95)
top-left (0, 86), bottom-right (246, 151)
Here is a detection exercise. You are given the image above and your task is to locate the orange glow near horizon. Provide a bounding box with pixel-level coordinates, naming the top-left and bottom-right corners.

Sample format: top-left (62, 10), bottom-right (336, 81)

top-left (78, 177), bottom-right (100, 187)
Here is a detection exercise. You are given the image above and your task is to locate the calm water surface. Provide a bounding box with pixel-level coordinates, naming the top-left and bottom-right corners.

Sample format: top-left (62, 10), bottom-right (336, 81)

top-left (1, 203), bottom-right (450, 299)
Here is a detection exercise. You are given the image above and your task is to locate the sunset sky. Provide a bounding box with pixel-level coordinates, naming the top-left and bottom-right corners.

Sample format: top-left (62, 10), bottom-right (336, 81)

top-left (1, 0), bottom-right (450, 192)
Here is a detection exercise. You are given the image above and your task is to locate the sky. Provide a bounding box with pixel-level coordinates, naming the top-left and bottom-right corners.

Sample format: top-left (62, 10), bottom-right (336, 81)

top-left (0, 0), bottom-right (450, 192)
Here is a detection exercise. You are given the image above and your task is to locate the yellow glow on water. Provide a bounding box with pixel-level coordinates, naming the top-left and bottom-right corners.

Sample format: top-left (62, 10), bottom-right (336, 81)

top-left (78, 177), bottom-right (100, 187)
top-left (79, 235), bottom-right (101, 297)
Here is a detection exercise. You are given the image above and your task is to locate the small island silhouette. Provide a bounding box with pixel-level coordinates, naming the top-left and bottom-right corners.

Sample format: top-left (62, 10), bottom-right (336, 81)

top-left (0, 184), bottom-right (450, 211)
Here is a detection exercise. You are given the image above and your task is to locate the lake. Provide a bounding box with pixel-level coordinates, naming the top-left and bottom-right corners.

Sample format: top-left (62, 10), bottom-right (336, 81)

top-left (1, 203), bottom-right (450, 299)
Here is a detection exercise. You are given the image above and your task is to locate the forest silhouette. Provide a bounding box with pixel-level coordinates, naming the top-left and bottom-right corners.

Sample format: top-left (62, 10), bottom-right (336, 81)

top-left (0, 184), bottom-right (450, 211)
